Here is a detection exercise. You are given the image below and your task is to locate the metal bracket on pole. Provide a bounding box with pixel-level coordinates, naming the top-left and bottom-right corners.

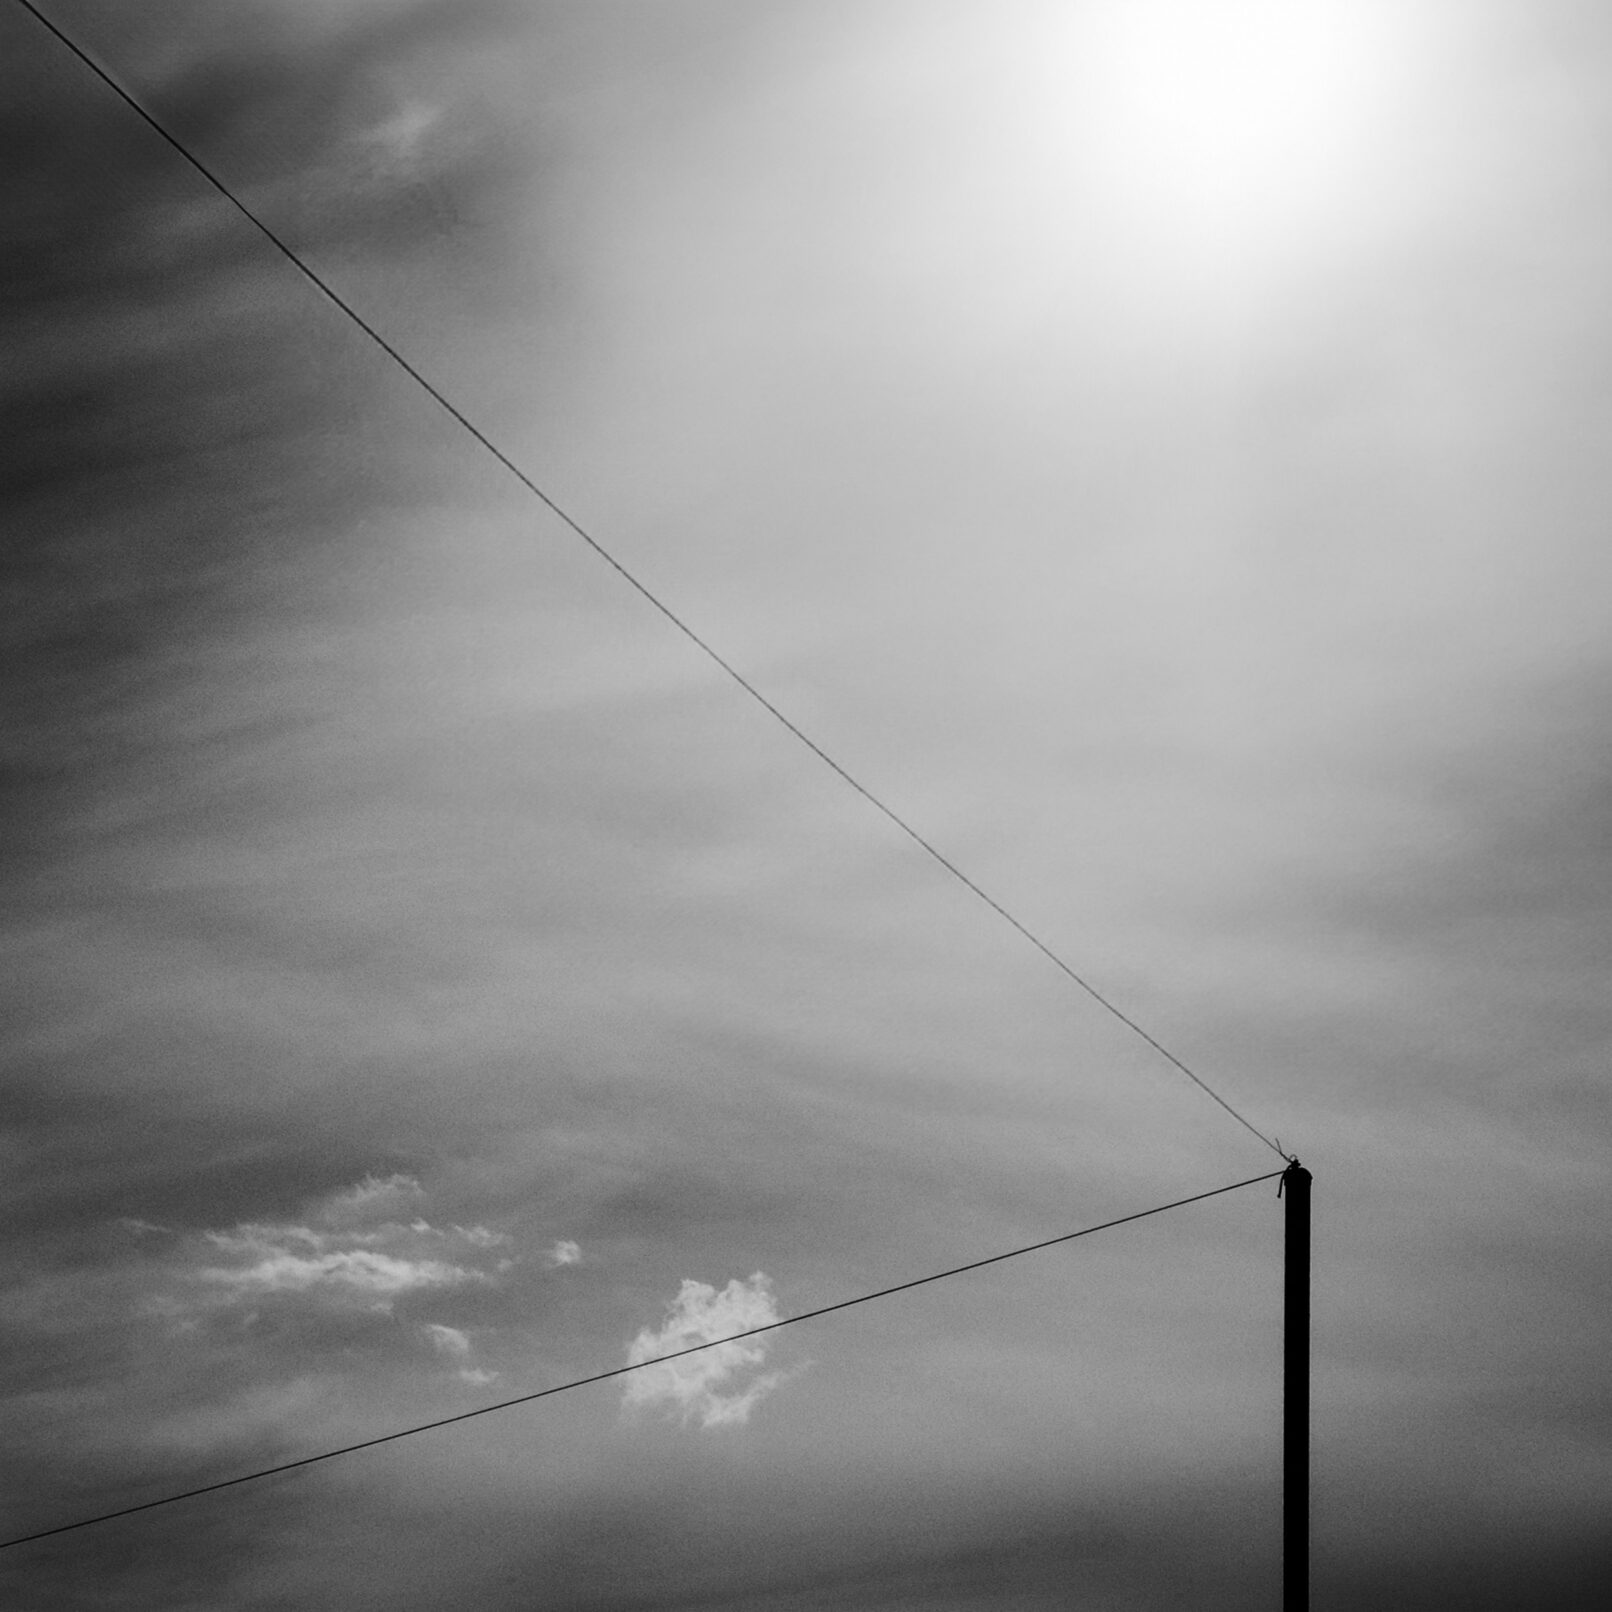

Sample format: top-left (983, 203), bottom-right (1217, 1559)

top-left (1282, 1160), bottom-right (1312, 1612)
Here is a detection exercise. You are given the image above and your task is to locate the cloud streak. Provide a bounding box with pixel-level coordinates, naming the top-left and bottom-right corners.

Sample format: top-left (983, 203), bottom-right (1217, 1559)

top-left (184, 1174), bottom-right (511, 1309)
top-left (197, 1234), bottom-right (481, 1301)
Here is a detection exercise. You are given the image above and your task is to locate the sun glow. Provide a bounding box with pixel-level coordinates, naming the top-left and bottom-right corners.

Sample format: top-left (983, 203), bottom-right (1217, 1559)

top-left (832, 1), bottom-right (1427, 352)
top-left (1081, 0), bottom-right (1410, 299)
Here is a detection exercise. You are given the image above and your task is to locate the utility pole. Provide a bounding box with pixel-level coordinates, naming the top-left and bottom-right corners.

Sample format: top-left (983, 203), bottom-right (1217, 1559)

top-left (1282, 1160), bottom-right (1312, 1612)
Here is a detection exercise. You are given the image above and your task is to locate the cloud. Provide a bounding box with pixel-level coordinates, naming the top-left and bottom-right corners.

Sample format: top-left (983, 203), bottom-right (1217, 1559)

top-left (422, 1320), bottom-right (497, 1384)
top-left (545, 1239), bottom-right (581, 1267)
top-left (362, 99), bottom-right (442, 170)
top-left (422, 1321), bottom-right (471, 1358)
top-left (185, 1176), bottom-right (510, 1311)
top-left (322, 1173), bottom-right (424, 1223)
top-left (622, 1274), bottom-right (785, 1429)
top-left (459, 1225), bottom-right (513, 1249)
top-left (197, 1233), bottom-right (478, 1300)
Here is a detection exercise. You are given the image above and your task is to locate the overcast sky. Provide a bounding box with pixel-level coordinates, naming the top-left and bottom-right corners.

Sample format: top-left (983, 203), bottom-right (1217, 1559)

top-left (3, 2), bottom-right (1609, 1607)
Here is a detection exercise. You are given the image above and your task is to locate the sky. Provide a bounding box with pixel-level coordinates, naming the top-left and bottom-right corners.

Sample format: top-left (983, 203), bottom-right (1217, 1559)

top-left (2, 0), bottom-right (1609, 1606)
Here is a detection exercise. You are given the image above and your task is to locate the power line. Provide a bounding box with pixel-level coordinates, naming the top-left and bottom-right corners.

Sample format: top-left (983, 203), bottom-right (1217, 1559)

top-left (12, 0), bottom-right (1287, 1161)
top-left (0, 1168), bottom-right (1285, 1552)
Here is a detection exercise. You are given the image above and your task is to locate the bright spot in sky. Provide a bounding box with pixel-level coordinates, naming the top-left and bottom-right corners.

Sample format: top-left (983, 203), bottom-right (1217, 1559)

top-left (856, 1), bottom-right (1427, 352)
top-left (1077, 0), bottom-right (1412, 297)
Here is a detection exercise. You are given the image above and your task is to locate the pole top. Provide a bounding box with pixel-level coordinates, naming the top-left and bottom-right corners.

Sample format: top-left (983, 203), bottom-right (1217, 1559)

top-left (1278, 1160), bottom-right (1311, 1195)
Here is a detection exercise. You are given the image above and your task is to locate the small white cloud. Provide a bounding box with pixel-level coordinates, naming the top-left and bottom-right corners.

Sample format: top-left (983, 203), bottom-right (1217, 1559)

top-left (458, 1225), bottom-right (512, 1249)
top-left (546, 1240), bottom-right (581, 1268)
top-left (421, 1322), bottom-right (497, 1386)
top-left (622, 1274), bottom-right (784, 1429)
top-left (322, 1174), bottom-right (424, 1224)
top-left (422, 1323), bottom-right (472, 1359)
top-left (118, 1217), bottom-right (173, 1237)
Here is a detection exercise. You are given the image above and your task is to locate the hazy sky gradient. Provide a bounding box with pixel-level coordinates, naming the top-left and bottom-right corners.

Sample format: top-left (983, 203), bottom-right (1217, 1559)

top-left (4, 2), bottom-right (1610, 1607)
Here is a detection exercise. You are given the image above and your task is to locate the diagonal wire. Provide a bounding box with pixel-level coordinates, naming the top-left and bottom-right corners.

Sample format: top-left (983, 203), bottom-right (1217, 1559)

top-left (11, 0), bottom-right (1288, 1161)
top-left (0, 1169), bottom-right (1286, 1551)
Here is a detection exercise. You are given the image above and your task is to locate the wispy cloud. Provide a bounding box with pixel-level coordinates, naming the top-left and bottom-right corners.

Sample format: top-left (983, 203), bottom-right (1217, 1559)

top-left (197, 1234), bottom-right (480, 1301)
top-left (322, 1172), bottom-right (424, 1222)
top-left (362, 100), bottom-right (442, 171)
top-left (622, 1274), bottom-right (785, 1429)
top-left (185, 1176), bottom-right (510, 1311)
top-left (545, 1239), bottom-right (581, 1267)
top-left (422, 1321), bottom-right (472, 1357)
top-left (421, 1320), bottom-right (497, 1384)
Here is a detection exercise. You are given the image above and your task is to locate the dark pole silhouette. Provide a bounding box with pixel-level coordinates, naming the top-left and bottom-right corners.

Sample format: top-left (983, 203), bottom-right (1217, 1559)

top-left (1282, 1160), bottom-right (1312, 1612)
